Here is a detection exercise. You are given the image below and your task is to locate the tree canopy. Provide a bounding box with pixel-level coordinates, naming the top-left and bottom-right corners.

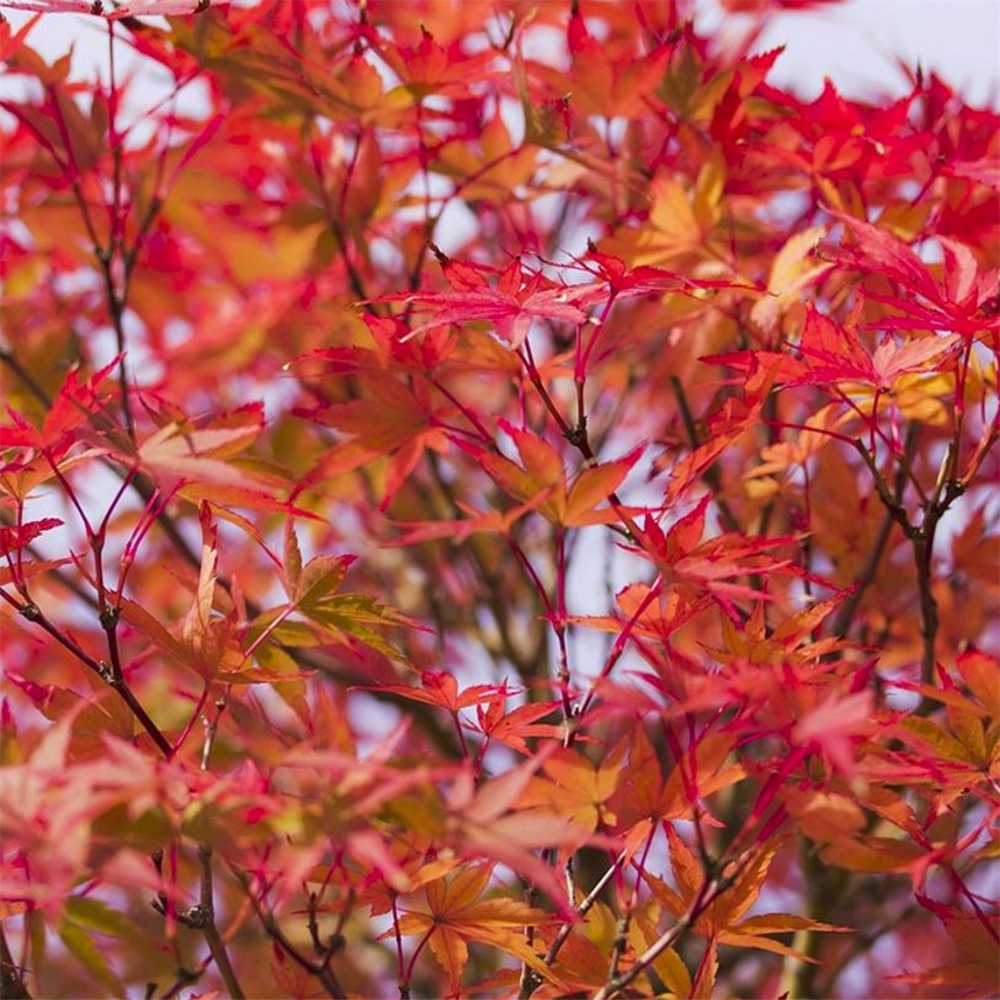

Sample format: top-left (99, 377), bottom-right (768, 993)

top-left (0, 2), bottom-right (997, 998)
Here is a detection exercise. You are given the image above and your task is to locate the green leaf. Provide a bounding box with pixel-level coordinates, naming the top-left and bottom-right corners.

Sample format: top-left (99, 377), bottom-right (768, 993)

top-left (306, 594), bottom-right (410, 659)
top-left (63, 897), bottom-right (138, 940)
top-left (295, 554), bottom-right (354, 608)
top-left (58, 919), bottom-right (125, 995)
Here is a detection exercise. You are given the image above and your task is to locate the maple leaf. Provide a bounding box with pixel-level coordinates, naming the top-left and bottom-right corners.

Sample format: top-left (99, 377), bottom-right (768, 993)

top-left (0, 705), bottom-right (93, 913)
top-left (627, 910), bottom-right (693, 999)
top-left (743, 403), bottom-right (852, 482)
top-left (890, 897), bottom-right (1000, 998)
top-left (0, 714), bottom-right (223, 916)
top-left (610, 727), bottom-right (745, 856)
top-left (364, 23), bottom-right (498, 102)
top-left (781, 786), bottom-right (867, 846)
top-left (134, 403), bottom-right (266, 487)
top-left (954, 648), bottom-right (1000, 722)
top-left (518, 745), bottom-right (623, 833)
top-left (472, 687), bottom-right (563, 755)
top-left (715, 597), bottom-right (848, 669)
top-left (792, 689), bottom-right (876, 777)
top-left (1, 359), bottom-right (118, 458)
top-left (444, 756), bottom-right (596, 910)
top-left (435, 111), bottom-right (540, 205)
top-left (894, 696), bottom-right (1000, 796)
top-left (387, 494), bottom-right (549, 546)
top-left (3, 4), bottom-right (997, 996)
top-left (368, 670), bottom-right (497, 715)
top-left (301, 313), bottom-right (456, 378)
top-left (571, 581), bottom-right (710, 651)
top-left (459, 421), bottom-right (643, 528)
top-left (394, 864), bottom-right (555, 996)
top-left (0, 516), bottom-right (63, 557)
top-left (647, 829), bottom-right (847, 962)
top-left (258, 527), bottom-right (422, 662)
top-left (298, 373), bottom-right (451, 510)
top-left (662, 381), bottom-right (769, 501)
top-left (638, 496), bottom-right (799, 605)
top-left (749, 226), bottom-right (833, 335)
top-left (524, 7), bottom-right (672, 121)
top-left (368, 666), bottom-right (562, 756)
top-left (580, 246), bottom-right (731, 300)
top-left (119, 506), bottom-right (245, 681)
top-left (385, 255), bottom-right (606, 350)
top-left (602, 155), bottom-right (729, 267)
top-left (831, 215), bottom-right (1000, 341)
top-left (755, 77), bottom-right (919, 203)
top-left (709, 307), bottom-right (962, 396)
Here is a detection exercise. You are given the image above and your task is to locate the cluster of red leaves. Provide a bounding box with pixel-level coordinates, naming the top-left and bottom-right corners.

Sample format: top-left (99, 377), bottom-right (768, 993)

top-left (1, 1), bottom-right (998, 998)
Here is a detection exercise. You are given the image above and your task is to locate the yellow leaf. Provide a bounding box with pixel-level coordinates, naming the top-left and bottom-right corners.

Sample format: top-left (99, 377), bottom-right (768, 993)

top-left (782, 787), bottom-right (866, 844)
top-left (898, 716), bottom-right (980, 766)
top-left (820, 835), bottom-right (924, 873)
top-left (750, 226), bottom-right (831, 335)
top-left (648, 175), bottom-right (703, 256)
top-left (426, 925), bottom-right (468, 992)
top-left (692, 149), bottom-right (726, 233)
top-left (956, 649), bottom-right (1000, 722)
top-left (564, 452), bottom-right (636, 526)
top-left (519, 747), bottom-right (622, 831)
top-left (631, 911), bottom-right (692, 998)
top-left (397, 864), bottom-right (557, 993)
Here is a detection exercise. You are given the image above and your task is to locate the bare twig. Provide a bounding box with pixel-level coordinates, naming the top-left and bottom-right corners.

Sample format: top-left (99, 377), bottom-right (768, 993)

top-left (670, 375), bottom-right (741, 532)
top-left (234, 870), bottom-right (346, 999)
top-left (830, 424), bottom-right (918, 638)
top-left (592, 875), bottom-right (721, 1000)
top-left (191, 845), bottom-right (246, 1000)
top-left (0, 588), bottom-right (173, 757)
top-left (0, 925), bottom-right (32, 1000)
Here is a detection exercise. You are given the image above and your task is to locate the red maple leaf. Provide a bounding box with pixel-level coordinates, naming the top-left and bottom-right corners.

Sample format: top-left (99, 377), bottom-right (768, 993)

top-left (832, 215), bottom-right (1000, 341)
top-left (384, 254), bottom-right (606, 350)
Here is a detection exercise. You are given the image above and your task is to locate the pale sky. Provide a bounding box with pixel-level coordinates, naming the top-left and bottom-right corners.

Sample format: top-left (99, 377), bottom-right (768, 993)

top-left (710, 0), bottom-right (1000, 106)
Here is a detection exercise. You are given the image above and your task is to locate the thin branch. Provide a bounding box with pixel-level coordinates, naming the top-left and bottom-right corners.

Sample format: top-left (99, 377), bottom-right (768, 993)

top-left (829, 424), bottom-right (918, 638)
top-left (0, 925), bottom-right (32, 1000)
top-left (234, 870), bottom-right (346, 999)
top-left (591, 875), bottom-right (721, 1000)
top-left (519, 345), bottom-right (642, 543)
top-left (193, 845), bottom-right (246, 1000)
top-left (1, 587), bottom-right (173, 757)
top-left (852, 434), bottom-right (965, 712)
top-left (670, 375), bottom-right (741, 532)
top-left (519, 850), bottom-right (629, 999)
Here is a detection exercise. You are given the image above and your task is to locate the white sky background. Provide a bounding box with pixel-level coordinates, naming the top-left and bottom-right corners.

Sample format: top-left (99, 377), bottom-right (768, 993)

top-left (707, 0), bottom-right (1000, 106)
top-left (2, 0), bottom-right (999, 107)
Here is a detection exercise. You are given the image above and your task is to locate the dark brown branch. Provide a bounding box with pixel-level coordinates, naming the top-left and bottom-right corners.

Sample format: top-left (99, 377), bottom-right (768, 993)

top-left (193, 845), bottom-right (246, 1000)
top-left (234, 870), bottom-right (346, 999)
top-left (0, 926), bottom-right (31, 1000)
top-left (519, 852), bottom-right (624, 999)
top-left (830, 424), bottom-right (918, 638)
top-left (670, 375), bottom-right (741, 533)
top-left (592, 874), bottom-right (722, 1000)
top-left (1, 588), bottom-right (173, 757)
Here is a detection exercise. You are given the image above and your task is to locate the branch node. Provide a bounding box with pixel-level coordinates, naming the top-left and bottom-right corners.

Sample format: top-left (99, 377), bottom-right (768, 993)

top-left (564, 418), bottom-right (588, 447)
top-left (178, 904), bottom-right (209, 930)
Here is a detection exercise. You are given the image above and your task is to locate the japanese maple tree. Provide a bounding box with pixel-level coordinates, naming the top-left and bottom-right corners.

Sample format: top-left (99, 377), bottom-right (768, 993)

top-left (0, 1), bottom-right (997, 998)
